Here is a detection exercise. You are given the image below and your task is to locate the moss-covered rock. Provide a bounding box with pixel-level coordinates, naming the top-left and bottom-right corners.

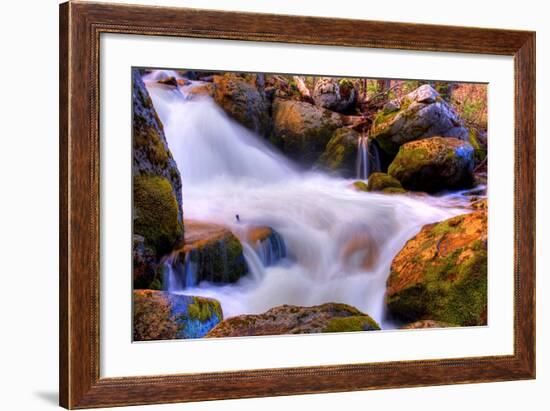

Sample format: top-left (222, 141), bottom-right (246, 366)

top-left (133, 290), bottom-right (223, 341)
top-left (312, 77), bottom-right (357, 112)
top-left (316, 128), bottom-right (359, 176)
top-left (169, 220), bottom-right (248, 284)
top-left (271, 98), bottom-right (344, 165)
top-left (366, 172), bottom-right (405, 193)
top-left (386, 209), bottom-right (488, 326)
top-left (388, 137), bottom-right (475, 192)
top-left (370, 84), bottom-right (469, 155)
top-left (133, 175), bottom-right (184, 258)
top-left (350, 181), bottom-right (368, 192)
top-left (132, 68), bottom-right (183, 221)
top-left (206, 303), bottom-right (379, 337)
top-left (213, 73), bottom-right (271, 137)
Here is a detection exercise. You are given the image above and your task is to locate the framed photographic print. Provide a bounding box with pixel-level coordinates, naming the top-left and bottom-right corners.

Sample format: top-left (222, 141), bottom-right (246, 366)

top-left (59, 1), bottom-right (535, 409)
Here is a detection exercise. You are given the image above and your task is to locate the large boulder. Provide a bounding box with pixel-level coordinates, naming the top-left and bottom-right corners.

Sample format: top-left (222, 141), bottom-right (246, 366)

top-left (133, 290), bottom-right (223, 341)
top-left (213, 73), bottom-right (271, 137)
top-left (316, 128), bottom-right (359, 176)
top-left (168, 220), bottom-right (248, 285)
top-left (312, 77), bottom-right (357, 112)
top-left (133, 69), bottom-right (184, 289)
top-left (272, 98), bottom-right (344, 165)
top-left (388, 137), bottom-right (475, 192)
top-left (386, 209), bottom-right (488, 326)
top-left (370, 84), bottom-right (469, 155)
top-left (132, 68), bottom-right (183, 221)
top-left (207, 303), bottom-right (379, 337)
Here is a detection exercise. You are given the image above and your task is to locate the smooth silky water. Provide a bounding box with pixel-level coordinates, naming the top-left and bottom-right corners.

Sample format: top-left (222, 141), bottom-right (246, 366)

top-left (143, 71), bottom-right (477, 329)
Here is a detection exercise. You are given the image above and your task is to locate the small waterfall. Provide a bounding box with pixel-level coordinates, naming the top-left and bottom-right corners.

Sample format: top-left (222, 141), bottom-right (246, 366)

top-left (254, 230), bottom-right (287, 267)
top-left (356, 135), bottom-right (381, 179)
top-left (356, 135), bottom-right (368, 179)
top-left (163, 251), bottom-right (198, 292)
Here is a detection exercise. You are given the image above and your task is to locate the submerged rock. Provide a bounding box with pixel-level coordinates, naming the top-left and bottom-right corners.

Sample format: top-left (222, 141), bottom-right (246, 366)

top-left (271, 98), bottom-right (344, 165)
top-left (386, 208), bottom-right (488, 326)
top-left (317, 128), bottom-right (359, 177)
top-left (133, 290), bottom-right (223, 341)
top-left (312, 77), bottom-right (357, 112)
top-left (366, 172), bottom-right (405, 193)
top-left (206, 303), bottom-right (380, 337)
top-left (213, 73), bottom-right (271, 137)
top-left (170, 220), bottom-right (248, 285)
top-left (370, 84), bottom-right (469, 155)
top-left (388, 137), bottom-right (475, 192)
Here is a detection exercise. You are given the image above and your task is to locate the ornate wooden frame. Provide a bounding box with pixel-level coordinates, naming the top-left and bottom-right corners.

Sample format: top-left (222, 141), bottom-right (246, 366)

top-left (59, 1), bottom-right (536, 408)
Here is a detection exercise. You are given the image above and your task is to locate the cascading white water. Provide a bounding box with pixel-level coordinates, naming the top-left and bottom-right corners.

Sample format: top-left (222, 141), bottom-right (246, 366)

top-left (144, 71), bottom-right (475, 328)
top-left (356, 135), bottom-right (381, 180)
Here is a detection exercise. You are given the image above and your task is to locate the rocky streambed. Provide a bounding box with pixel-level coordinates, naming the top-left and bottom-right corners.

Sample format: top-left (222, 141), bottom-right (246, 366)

top-left (132, 69), bottom-right (488, 341)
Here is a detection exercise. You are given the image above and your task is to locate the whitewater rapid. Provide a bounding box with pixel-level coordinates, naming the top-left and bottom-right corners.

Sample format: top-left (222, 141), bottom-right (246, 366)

top-left (143, 71), bottom-right (474, 328)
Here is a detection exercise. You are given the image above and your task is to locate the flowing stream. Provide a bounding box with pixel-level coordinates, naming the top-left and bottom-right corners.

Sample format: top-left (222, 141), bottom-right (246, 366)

top-left (143, 71), bottom-right (475, 328)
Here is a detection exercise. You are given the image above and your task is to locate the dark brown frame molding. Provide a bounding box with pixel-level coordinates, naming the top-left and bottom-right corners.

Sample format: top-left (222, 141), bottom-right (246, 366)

top-left (59, 1), bottom-right (536, 408)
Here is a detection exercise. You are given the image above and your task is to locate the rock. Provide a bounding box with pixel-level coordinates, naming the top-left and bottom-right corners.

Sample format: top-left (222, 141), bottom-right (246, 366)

top-left (316, 128), bottom-right (359, 176)
top-left (206, 303), bottom-right (380, 337)
top-left (401, 320), bottom-right (457, 329)
top-left (244, 226), bottom-right (287, 266)
top-left (133, 175), bottom-right (184, 258)
top-left (170, 220), bottom-right (248, 284)
top-left (213, 73), bottom-right (271, 137)
top-left (272, 98), bottom-right (344, 165)
top-left (133, 290), bottom-right (223, 341)
top-left (370, 84), bottom-right (469, 155)
top-left (388, 137), bottom-right (475, 192)
top-left (312, 77), bottom-right (357, 112)
top-left (366, 172), bottom-right (405, 193)
top-left (157, 76), bottom-right (178, 87)
top-left (132, 68), bottom-right (183, 222)
top-left (350, 181), bottom-right (368, 192)
top-left (133, 235), bottom-right (161, 289)
top-left (187, 82), bottom-right (215, 99)
top-left (386, 209), bottom-right (488, 326)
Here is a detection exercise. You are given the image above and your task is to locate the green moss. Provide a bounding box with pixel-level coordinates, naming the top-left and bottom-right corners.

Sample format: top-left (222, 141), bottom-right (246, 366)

top-left (469, 129), bottom-right (486, 163)
top-left (133, 113), bottom-right (171, 168)
top-left (134, 175), bottom-right (183, 257)
top-left (382, 187), bottom-right (406, 194)
top-left (186, 297), bottom-right (222, 322)
top-left (351, 181), bottom-right (368, 192)
top-left (317, 128), bottom-right (358, 173)
top-left (323, 315), bottom-right (380, 333)
top-left (367, 172), bottom-right (404, 192)
top-left (387, 237), bottom-right (487, 326)
top-left (387, 146), bottom-right (430, 177)
top-left (186, 233), bottom-right (247, 283)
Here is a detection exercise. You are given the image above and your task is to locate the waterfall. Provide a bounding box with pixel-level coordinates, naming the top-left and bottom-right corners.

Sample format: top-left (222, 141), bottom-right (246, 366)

top-left (356, 135), bottom-right (382, 179)
top-left (144, 71), bottom-right (471, 328)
